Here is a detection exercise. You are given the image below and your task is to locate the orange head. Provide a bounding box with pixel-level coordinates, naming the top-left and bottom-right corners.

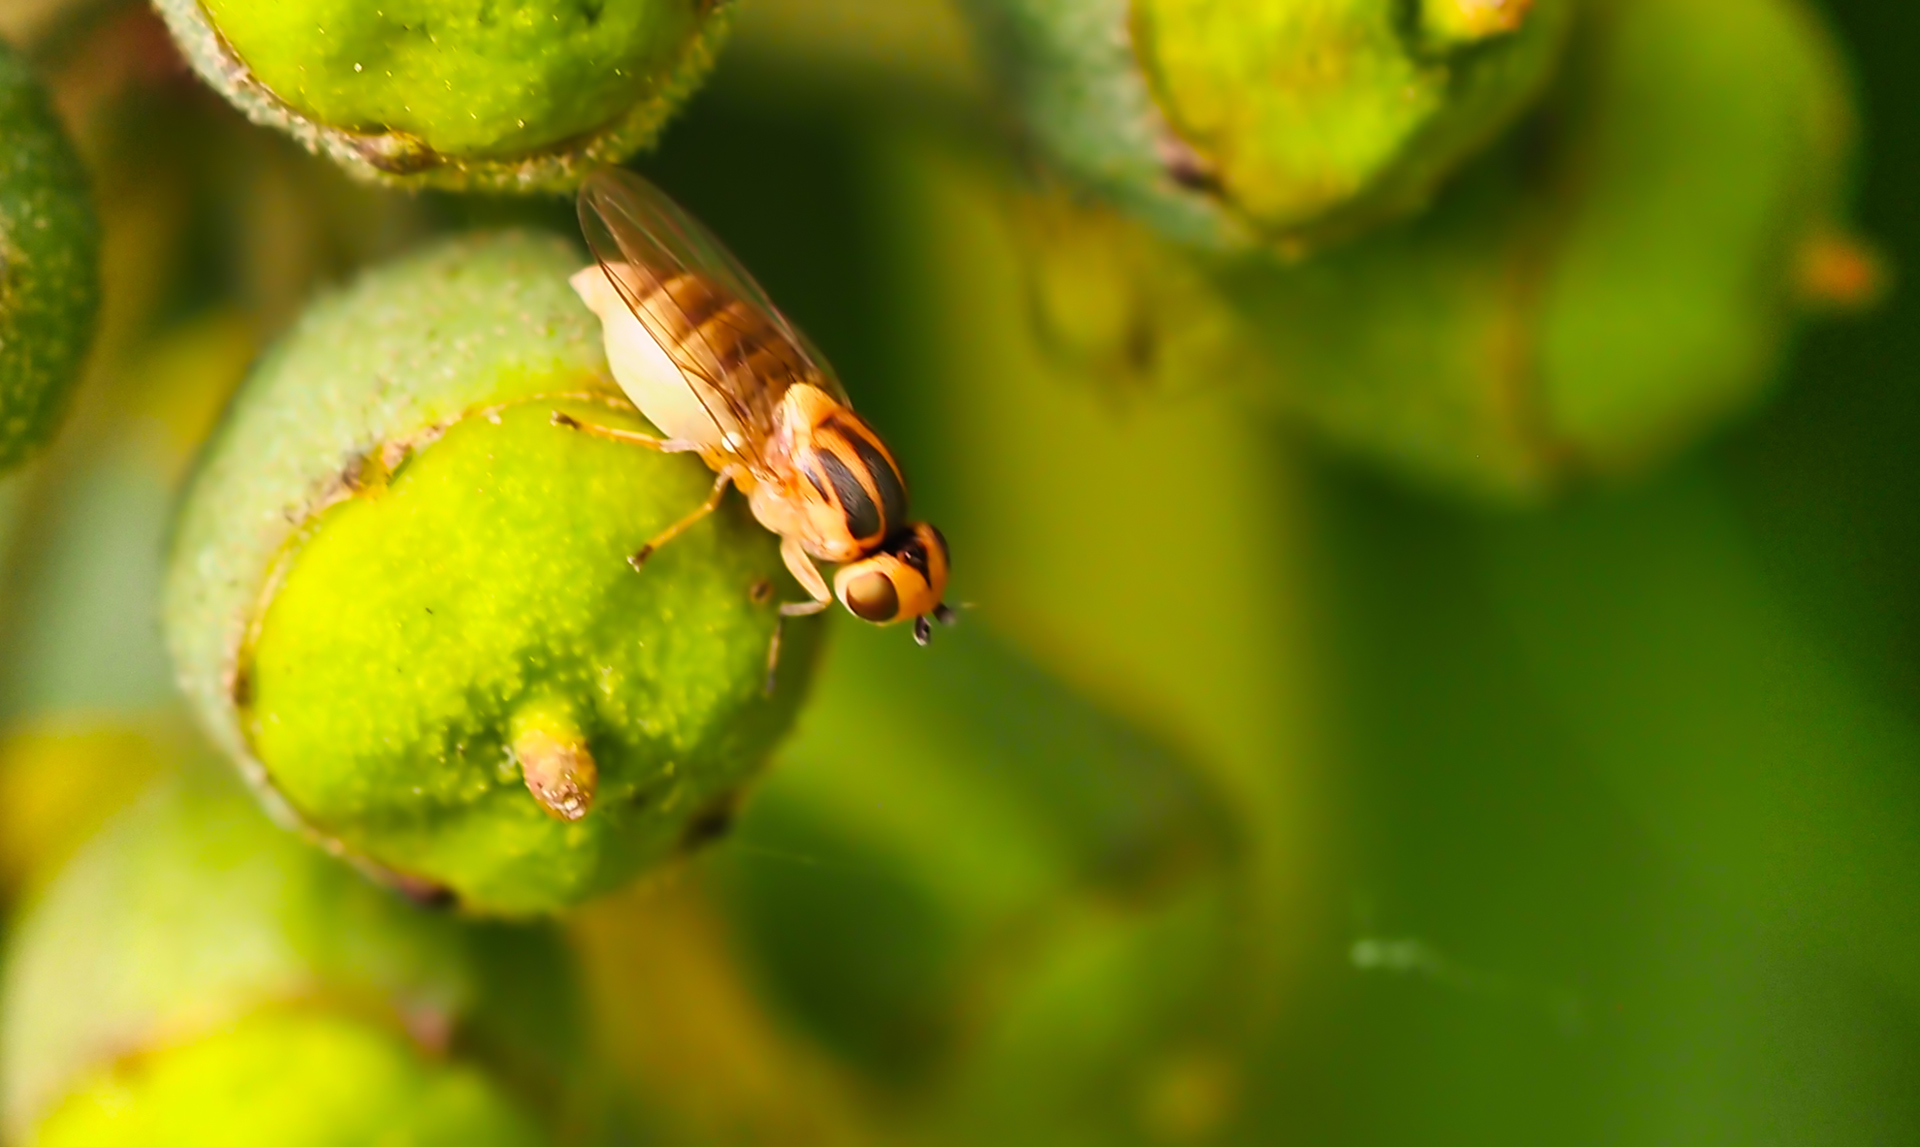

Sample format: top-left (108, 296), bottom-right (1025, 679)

top-left (833, 523), bottom-right (953, 643)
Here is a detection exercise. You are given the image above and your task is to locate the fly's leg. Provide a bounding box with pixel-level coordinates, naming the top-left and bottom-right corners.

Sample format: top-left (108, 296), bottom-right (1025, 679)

top-left (550, 410), bottom-right (704, 455)
top-left (779, 535), bottom-right (832, 602)
top-left (766, 599), bottom-right (828, 697)
top-left (629, 468), bottom-right (736, 569)
top-left (552, 411), bottom-right (729, 567)
top-left (765, 536), bottom-right (832, 695)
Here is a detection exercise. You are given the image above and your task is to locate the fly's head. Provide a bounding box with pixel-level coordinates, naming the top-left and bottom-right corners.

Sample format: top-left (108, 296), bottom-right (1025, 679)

top-left (834, 523), bottom-right (953, 643)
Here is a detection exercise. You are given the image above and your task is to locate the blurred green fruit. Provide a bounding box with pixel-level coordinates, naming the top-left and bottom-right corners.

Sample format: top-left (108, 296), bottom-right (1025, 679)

top-left (0, 722), bottom-right (171, 903)
top-left (959, 0), bottom-right (1571, 252)
top-left (0, 41), bottom-right (99, 470)
top-left (35, 1012), bottom-right (546, 1147)
top-left (938, 880), bottom-right (1240, 1145)
top-left (163, 232), bottom-right (819, 914)
top-left (571, 880), bottom-right (881, 1146)
top-left (704, 622), bottom-right (1246, 1140)
top-left (153, 0), bottom-right (731, 191)
top-left (1018, 0), bottom-right (1865, 500)
top-left (1225, 0), bottom-right (1862, 498)
top-left (0, 764), bottom-right (575, 1145)
top-left (570, 621), bottom-right (1251, 1143)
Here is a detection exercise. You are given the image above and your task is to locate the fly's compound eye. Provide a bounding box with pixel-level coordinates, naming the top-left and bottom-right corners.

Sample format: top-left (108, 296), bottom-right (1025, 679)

top-left (842, 569), bottom-right (901, 623)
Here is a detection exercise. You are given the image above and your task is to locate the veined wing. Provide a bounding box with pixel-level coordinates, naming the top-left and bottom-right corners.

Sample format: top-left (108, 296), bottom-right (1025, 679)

top-left (578, 167), bottom-right (848, 473)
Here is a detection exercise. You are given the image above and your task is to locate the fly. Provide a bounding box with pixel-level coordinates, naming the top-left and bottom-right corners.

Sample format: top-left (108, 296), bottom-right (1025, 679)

top-left (557, 166), bottom-right (954, 692)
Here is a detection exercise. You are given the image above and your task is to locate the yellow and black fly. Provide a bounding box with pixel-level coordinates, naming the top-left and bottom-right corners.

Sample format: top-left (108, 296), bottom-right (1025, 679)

top-left (558, 167), bottom-right (953, 689)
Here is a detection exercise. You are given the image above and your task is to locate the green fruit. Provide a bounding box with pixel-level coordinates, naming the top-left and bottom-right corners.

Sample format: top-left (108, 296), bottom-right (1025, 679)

top-left (1217, 0), bottom-right (1859, 498)
top-left (154, 0), bottom-right (732, 191)
top-left (35, 1013), bottom-right (545, 1147)
top-left (1012, 0), bottom-right (1862, 500)
top-left (574, 623), bottom-right (1249, 1143)
top-left (0, 764), bottom-right (576, 1145)
top-left (163, 232), bottom-right (820, 915)
top-left (0, 722), bottom-right (171, 903)
top-left (959, 0), bottom-right (1571, 252)
top-left (0, 41), bottom-right (99, 469)
top-left (708, 623), bottom-right (1236, 1096)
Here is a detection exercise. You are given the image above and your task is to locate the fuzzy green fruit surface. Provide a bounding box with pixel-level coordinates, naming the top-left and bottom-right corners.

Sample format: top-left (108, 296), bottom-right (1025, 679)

top-left (0, 765), bottom-right (575, 1144)
top-left (36, 1012), bottom-right (545, 1147)
top-left (163, 232), bottom-right (818, 914)
top-left (0, 42), bottom-right (99, 469)
top-left (155, 0), bottom-right (731, 190)
top-left (1217, 0), bottom-right (1858, 497)
top-left (960, 0), bottom-right (1570, 251)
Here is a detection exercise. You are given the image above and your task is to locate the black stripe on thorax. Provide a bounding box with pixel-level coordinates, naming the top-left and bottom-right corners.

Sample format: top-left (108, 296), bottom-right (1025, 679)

top-left (818, 449), bottom-right (882, 541)
top-left (846, 431), bottom-right (907, 532)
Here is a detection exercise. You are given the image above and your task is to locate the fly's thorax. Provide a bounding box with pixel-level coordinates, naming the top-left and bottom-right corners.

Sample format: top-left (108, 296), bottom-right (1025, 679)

top-left (778, 386), bottom-right (910, 558)
top-left (744, 481), bottom-right (844, 563)
top-left (745, 478), bottom-right (866, 565)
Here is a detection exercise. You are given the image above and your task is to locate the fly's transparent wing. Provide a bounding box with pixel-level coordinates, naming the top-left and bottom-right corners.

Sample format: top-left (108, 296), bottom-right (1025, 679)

top-left (578, 167), bottom-right (849, 470)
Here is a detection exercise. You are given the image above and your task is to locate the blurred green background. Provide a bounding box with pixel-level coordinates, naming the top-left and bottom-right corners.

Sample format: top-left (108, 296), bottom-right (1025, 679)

top-left (2, 0), bottom-right (1919, 1142)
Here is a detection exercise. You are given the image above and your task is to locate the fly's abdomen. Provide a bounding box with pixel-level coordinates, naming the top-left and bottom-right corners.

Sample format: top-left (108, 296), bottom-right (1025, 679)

top-left (644, 272), bottom-right (810, 423)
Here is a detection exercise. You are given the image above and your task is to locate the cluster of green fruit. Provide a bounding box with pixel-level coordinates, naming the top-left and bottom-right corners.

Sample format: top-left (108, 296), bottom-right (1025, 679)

top-left (0, 0), bottom-right (1875, 1141)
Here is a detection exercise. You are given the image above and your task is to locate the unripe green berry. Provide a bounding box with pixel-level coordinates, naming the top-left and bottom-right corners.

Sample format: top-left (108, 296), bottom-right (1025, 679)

top-left (0, 765), bottom-right (575, 1145)
top-left (1220, 0), bottom-right (1862, 497)
top-left (34, 1013), bottom-right (545, 1147)
top-left (0, 41), bottom-right (99, 469)
top-left (959, 0), bottom-right (1571, 252)
top-left (1014, 0), bottom-right (1864, 499)
top-left (163, 232), bottom-right (819, 915)
top-left (153, 0), bottom-right (732, 192)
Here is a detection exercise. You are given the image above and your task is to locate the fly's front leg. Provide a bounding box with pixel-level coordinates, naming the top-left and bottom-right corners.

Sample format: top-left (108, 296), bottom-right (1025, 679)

top-left (550, 410), bottom-right (703, 455)
top-left (629, 467), bottom-right (737, 569)
top-left (764, 536), bottom-right (832, 695)
top-left (779, 535), bottom-right (831, 602)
